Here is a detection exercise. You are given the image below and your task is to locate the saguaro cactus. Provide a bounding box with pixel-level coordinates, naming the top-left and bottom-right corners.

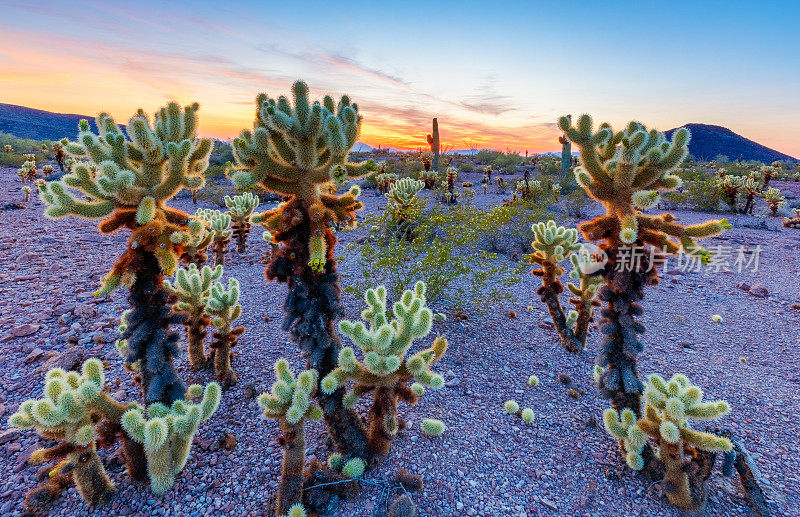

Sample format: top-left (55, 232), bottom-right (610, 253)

top-left (205, 277), bottom-right (245, 386)
top-left (426, 118), bottom-right (440, 172)
top-left (9, 359), bottom-right (141, 510)
top-left (164, 264), bottom-right (223, 369)
top-left (121, 382), bottom-right (221, 494)
top-left (258, 360), bottom-right (323, 516)
top-left (604, 373), bottom-right (732, 510)
top-left (38, 102), bottom-right (212, 405)
top-left (230, 80), bottom-right (378, 459)
top-left (198, 208), bottom-right (233, 266)
top-left (225, 192), bottom-right (259, 253)
top-left (559, 115), bottom-right (730, 418)
top-left (559, 115), bottom-right (572, 173)
top-left (320, 282), bottom-right (447, 460)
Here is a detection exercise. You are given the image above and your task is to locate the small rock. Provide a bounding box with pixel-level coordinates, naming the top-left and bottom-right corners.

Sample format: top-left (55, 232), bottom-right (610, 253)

top-left (737, 282), bottom-right (751, 291)
top-left (74, 303), bottom-right (97, 320)
top-left (748, 283), bottom-right (768, 298)
top-left (0, 429), bottom-right (20, 445)
top-left (8, 323), bottom-right (40, 338)
top-left (23, 348), bottom-right (45, 364)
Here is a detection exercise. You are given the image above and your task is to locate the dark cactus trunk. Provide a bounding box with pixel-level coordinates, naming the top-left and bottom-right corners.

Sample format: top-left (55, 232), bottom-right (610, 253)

top-left (268, 204), bottom-right (369, 460)
top-left (276, 421), bottom-right (305, 516)
top-left (121, 250), bottom-right (186, 405)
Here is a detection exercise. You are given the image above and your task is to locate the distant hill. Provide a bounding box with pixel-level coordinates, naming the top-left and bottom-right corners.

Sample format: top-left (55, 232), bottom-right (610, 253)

top-left (0, 103), bottom-right (104, 142)
top-left (665, 123), bottom-right (796, 163)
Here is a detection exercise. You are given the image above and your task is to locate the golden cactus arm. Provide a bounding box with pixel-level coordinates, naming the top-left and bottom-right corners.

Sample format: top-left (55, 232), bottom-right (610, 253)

top-left (679, 428), bottom-right (733, 452)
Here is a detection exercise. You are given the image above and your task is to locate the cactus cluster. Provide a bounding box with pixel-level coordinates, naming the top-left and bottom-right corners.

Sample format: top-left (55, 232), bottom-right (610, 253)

top-left (376, 172), bottom-right (399, 194)
top-left (604, 373), bottom-right (731, 510)
top-left (197, 208), bottom-right (232, 266)
top-left (121, 382), bottom-right (221, 494)
top-left (559, 115), bottom-right (729, 416)
top-left (515, 178), bottom-right (541, 199)
top-left (225, 192), bottom-right (259, 253)
top-left (320, 282), bottom-right (447, 459)
top-left (386, 177), bottom-right (424, 237)
top-left (442, 167), bottom-right (458, 204)
top-left (18, 156), bottom-right (37, 183)
top-left (21, 185), bottom-right (32, 202)
top-left (9, 359), bottom-right (137, 509)
top-left (258, 360), bottom-right (323, 515)
top-left (529, 220), bottom-right (601, 352)
top-left (420, 169), bottom-right (439, 189)
top-left (715, 174), bottom-right (744, 213)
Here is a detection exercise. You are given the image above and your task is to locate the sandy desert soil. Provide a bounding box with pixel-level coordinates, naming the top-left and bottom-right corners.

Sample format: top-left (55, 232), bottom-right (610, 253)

top-left (0, 168), bottom-right (799, 516)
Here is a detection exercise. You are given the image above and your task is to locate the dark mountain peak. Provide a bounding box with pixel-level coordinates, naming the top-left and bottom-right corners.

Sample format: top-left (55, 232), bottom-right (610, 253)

top-left (665, 123), bottom-right (796, 163)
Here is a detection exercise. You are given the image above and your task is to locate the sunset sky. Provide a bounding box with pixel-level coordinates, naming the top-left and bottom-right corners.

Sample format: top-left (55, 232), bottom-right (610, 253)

top-left (1, 1), bottom-right (798, 156)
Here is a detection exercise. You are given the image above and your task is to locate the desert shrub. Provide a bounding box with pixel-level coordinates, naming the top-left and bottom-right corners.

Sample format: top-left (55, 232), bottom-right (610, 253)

top-left (197, 181), bottom-right (231, 207)
top-left (458, 161), bottom-right (478, 174)
top-left (344, 202), bottom-right (536, 313)
top-left (208, 140), bottom-right (234, 167)
top-left (562, 188), bottom-right (591, 218)
top-left (684, 180), bottom-right (722, 212)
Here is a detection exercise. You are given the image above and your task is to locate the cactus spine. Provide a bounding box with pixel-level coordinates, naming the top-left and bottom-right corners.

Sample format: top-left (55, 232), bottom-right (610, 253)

top-left (320, 282), bottom-right (447, 460)
top-left (603, 373), bottom-right (732, 510)
top-left (205, 277), bottom-right (245, 386)
top-left (426, 118), bottom-right (440, 172)
top-left (258, 360), bottom-right (323, 515)
top-left (231, 80), bottom-right (378, 459)
top-left (225, 192), bottom-right (259, 253)
top-left (559, 115), bottom-right (730, 422)
top-left (164, 264), bottom-right (223, 369)
top-left (38, 102), bottom-right (212, 406)
top-left (121, 382), bottom-right (221, 494)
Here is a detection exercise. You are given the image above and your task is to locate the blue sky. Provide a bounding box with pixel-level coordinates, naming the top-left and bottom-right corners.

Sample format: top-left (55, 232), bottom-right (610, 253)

top-left (1, 0), bottom-right (798, 154)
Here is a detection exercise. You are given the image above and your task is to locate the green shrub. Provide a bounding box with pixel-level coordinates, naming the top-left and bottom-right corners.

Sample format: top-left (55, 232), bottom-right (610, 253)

top-left (344, 201), bottom-right (536, 313)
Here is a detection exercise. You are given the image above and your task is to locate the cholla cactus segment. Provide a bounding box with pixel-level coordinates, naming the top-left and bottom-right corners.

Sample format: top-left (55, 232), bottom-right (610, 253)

top-left (10, 359), bottom-right (139, 507)
top-left (559, 115), bottom-right (729, 254)
top-left (521, 408), bottom-right (535, 424)
top-left (320, 281), bottom-right (447, 459)
top-left (504, 400), bottom-right (519, 414)
top-left (421, 418), bottom-right (446, 437)
top-left (42, 164), bottom-right (55, 176)
top-left (38, 102), bottom-right (211, 291)
top-left (176, 217), bottom-right (213, 265)
top-left (121, 382), bottom-right (221, 494)
top-left (527, 375), bottom-right (540, 387)
top-left (205, 277), bottom-right (245, 386)
top-left (283, 505), bottom-right (307, 517)
top-left (342, 458), bottom-right (365, 478)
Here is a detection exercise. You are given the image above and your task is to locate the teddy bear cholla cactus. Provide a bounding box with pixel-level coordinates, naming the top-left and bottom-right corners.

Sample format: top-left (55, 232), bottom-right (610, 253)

top-left (205, 277), bottom-right (245, 386)
top-left (9, 359), bottom-right (141, 510)
top-left (197, 208), bottom-right (232, 266)
top-left (604, 373), bottom-right (732, 510)
top-left (420, 169), bottom-right (438, 189)
top-left (3, 144), bottom-right (11, 153)
top-left (258, 360), bottom-right (323, 516)
top-left (164, 264), bottom-right (222, 369)
top-left (559, 115), bottom-right (730, 417)
top-left (321, 282), bottom-right (447, 460)
top-left (230, 80), bottom-right (378, 459)
top-left (121, 382), bottom-right (221, 494)
top-left (38, 102), bottom-right (212, 406)
top-left (178, 218), bottom-right (213, 266)
top-left (386, 177), bottom-right (423, 238)
top-left (761, 187), bottom-right (785, 217)
top-left (21, 185), bottom-right (32, 202)
top-left (225, 192), bottom-right (259, 253)
top-left (529, 220), bottom-right (601, 352)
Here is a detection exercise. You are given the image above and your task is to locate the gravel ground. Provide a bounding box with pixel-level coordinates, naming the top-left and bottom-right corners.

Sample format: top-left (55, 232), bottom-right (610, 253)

top-left (0, 167), bottom-right (798, 516)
